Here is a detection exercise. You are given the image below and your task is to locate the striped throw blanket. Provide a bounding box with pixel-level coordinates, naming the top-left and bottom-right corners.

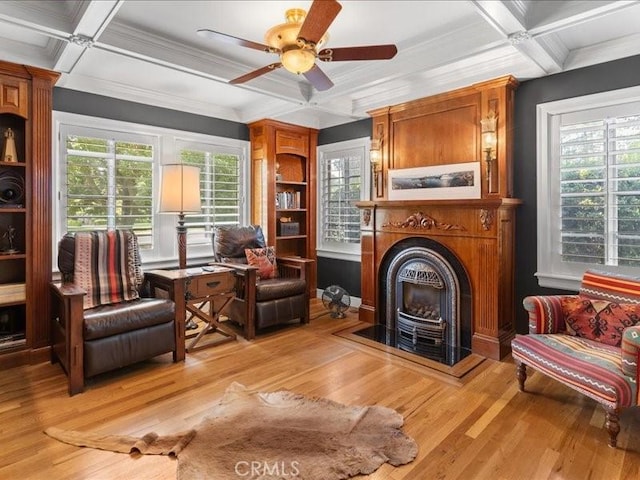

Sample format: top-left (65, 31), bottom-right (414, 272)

top-left (74, 230), bottom-right (140, 310)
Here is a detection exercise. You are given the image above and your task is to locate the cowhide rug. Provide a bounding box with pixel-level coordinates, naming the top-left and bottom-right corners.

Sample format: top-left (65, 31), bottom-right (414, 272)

top-left (45, 382), bottom-right (418, 480)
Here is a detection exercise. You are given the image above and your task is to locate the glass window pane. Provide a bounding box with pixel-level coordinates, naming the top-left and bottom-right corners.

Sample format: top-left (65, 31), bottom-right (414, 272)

top-left (64, 135), bottom-right (154, 246)
top-left (559, 111), bottom-right (640, 267)
top-left (181, 147), bottom-right (243, 244)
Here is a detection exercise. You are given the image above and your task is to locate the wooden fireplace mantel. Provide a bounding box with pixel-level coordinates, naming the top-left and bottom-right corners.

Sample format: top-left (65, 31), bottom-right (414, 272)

top-left (356, 198), bottom-right (521, 360)
top-left (360, 76), bottom-right (520, 361)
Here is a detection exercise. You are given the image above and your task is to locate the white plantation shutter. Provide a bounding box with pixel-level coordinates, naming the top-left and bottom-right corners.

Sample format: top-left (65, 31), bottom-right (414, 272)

top-left (178, 140), bottom-right (244, 246)
top-left (321, 153), bottom-right (361, 243)
top-left (60, 125), bottom-right (155, 249)
top-left (317, 139), bottom-right (369, 258)
top-left (537, 90), bottom-right (640, 290)
top-left (559, 115), bottom-right (640, 267)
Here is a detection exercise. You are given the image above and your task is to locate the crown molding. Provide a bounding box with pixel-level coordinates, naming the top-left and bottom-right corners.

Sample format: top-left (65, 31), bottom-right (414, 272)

top-left (0, 31), bottom-right (55, 69)
top-left (57, 73), bottom-right (244, 122)
top-left (564, 31), bottom-right (640, 71)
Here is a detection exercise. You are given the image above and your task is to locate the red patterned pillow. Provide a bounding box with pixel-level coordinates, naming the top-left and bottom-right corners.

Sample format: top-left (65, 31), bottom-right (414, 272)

top-left (245, 246), bottom-right (278, 280)
top-left (561, 296), bottom-right (640, 347)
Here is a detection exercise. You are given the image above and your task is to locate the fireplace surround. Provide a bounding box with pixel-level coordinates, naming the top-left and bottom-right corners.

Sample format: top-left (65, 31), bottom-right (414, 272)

top-left (356, 199), bottom-right (519, 360)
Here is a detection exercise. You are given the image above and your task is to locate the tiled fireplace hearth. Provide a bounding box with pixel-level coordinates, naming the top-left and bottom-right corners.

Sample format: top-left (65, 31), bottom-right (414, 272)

top-left (356, 199), bottom-right (520, 361)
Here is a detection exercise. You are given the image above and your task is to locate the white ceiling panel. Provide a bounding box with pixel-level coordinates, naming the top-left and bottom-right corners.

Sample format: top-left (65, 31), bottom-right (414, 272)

top-left (0, 0), bottom-right (638, 128)
top-left (552, 3), bottom-right (640, 49)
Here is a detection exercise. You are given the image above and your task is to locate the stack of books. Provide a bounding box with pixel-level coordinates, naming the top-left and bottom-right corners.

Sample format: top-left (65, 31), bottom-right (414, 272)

top-left (275, 190), bottom-right (301, 209)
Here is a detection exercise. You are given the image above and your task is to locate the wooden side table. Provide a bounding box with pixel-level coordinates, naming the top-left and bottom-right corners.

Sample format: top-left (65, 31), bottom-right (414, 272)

top-left (146, 266), bottom-right (236, 352)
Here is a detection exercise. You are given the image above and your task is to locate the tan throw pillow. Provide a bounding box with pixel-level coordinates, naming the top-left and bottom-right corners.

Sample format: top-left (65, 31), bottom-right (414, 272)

top-left (561, 296), bottom-right (640, 347)
top-left (245, 246), bottom-right (278, 280)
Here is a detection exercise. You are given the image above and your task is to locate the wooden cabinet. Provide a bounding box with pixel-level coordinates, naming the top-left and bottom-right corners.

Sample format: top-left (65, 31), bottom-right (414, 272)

top-left (0, 61), bottom-right (59, 367)
top-left (0, 74), bottom-right (28, 118)
top-left (249, 119), bottom-right (317, 292)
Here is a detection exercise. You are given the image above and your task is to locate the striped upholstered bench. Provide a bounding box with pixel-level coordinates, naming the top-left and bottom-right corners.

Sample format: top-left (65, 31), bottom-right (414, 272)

top-left (511, 270), bottom-right (640, 447)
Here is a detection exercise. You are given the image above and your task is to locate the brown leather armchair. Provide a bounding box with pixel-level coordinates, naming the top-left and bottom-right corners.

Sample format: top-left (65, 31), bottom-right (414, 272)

top-left (212, 225), bottom-right (313, 339)
top-left (50, 231), bottom-right (184, 396)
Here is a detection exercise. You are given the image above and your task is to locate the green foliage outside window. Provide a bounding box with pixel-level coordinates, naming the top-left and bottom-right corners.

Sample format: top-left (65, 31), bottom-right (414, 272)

top-left (65, 135), bottom-right (153, 248)
top-left (559, 115), bottom-right (640, 266)
top-left (322, 155), bottom-right (361, 244)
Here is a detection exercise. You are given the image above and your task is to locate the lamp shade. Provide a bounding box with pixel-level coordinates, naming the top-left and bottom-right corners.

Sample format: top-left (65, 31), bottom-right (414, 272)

top-left (159, 164), bottom-right (201, 213)
top-left (480, 113), bottom-right (498, 150)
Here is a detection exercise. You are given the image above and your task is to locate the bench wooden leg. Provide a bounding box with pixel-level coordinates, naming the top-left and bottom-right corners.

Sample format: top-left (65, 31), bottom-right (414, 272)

top-left (516, 362), bottom-right (527, 392)
top-left (605, 407), bottom-right (620, 448)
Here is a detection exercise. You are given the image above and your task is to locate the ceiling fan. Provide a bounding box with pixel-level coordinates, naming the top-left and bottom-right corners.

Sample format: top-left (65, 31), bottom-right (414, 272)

top-left (197, 0), bottom-right (397, 92)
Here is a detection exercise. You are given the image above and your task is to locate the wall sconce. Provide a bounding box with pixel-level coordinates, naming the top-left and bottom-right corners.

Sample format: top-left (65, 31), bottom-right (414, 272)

top-left (370, 139), bottom-right (382, 189)
top-left (370, 124), bottom-right (384, 195)
top-left (480, 112), bottom-right (497, 192)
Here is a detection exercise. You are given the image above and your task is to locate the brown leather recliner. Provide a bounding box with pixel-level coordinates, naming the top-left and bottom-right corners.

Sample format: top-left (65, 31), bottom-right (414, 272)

top-left (212, 225), bottom-right (313, 339)
top-left (50, 231), bottom-right (184, 396)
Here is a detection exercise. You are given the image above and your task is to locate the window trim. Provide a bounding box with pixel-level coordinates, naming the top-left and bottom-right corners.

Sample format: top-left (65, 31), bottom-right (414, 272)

top-left (316, 137), bottom-right (371, 262)
top-left (536, 85), bottom-right (640, 291)
top-left (53, 111), bottom-right (249, 270)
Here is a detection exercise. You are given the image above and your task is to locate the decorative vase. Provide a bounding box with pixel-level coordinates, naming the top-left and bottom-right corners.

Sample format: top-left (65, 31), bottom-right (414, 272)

top-left (1, 128), bottom-right (18, 162)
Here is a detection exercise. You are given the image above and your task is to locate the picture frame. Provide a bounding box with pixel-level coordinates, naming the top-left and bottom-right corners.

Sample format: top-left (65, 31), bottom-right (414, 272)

top-left (387, 161), bottom-right (481, 200)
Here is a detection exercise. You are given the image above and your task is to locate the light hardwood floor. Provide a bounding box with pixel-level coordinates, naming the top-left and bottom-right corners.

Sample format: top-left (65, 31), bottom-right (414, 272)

top-left (1, 300), bottom-right (639, 479)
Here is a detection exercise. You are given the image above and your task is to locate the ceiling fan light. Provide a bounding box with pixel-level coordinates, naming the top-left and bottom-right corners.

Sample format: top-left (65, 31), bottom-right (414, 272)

top-left (281, 49), bottom-right (316, 74)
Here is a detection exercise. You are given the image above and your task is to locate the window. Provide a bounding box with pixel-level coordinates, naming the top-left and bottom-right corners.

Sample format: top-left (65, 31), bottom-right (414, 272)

top-left (317, 138), bottom-right (370, 260)
top-left (59, 125), bottom-right (156, 249)
top-left (178, 140), bottom-right (243, 248)
top-left (54, 112), bottom-right (249, 267)
top-left (537, 86), bottom-right (640, 290)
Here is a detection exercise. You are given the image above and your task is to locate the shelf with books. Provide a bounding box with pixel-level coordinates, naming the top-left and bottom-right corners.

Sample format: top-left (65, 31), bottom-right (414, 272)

top-left (249, 119), bottom-right (317, 291)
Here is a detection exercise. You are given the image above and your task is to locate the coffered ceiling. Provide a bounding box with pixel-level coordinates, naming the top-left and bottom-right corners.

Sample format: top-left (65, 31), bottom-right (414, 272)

top-left (0, 0), bottom-right (639, 129)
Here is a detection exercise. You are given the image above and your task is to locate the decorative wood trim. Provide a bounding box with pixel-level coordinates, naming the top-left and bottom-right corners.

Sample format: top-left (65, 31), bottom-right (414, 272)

top-left (362, 209), bottom-right (371, 227)
top-left (382, 212), bottom-right (466, 231)
top-left (480, 209), bottom-right (494, 230)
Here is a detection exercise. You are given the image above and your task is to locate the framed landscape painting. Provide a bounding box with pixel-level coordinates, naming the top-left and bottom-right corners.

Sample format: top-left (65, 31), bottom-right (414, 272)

top-left (387, 161), bottom-right (481, 200)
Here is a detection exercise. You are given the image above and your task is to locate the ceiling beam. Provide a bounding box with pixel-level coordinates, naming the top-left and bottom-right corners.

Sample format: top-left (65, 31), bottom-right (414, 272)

top-left (53, 0), bottom-right (123, 73)
top-left (470, 0), bottom-right (566, 73)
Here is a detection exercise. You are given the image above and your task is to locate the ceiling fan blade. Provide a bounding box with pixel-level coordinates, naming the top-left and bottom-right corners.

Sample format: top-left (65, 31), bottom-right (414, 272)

top-left (303, 64), bottom-right (334, 91)
top-left (197, 28), bottom-right (273, 53)
top-left (318, 45), bottom-right (398, 62)
top-left (229, 63), bottom-right (282, 85)
top-left (297, 0), bottom-right (342, 47)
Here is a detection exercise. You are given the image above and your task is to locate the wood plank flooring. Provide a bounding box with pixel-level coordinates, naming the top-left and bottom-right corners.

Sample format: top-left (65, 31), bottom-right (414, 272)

top-left (1, 300), bottom-right (639, 479)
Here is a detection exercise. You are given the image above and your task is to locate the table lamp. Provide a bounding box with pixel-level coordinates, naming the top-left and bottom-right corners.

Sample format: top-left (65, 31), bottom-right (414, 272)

top-left (159, 164), bottom-right (201, 269)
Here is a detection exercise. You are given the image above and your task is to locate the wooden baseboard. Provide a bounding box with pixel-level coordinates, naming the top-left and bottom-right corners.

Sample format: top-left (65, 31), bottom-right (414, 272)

top-left (0, 345), bottom-right (50, 369)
